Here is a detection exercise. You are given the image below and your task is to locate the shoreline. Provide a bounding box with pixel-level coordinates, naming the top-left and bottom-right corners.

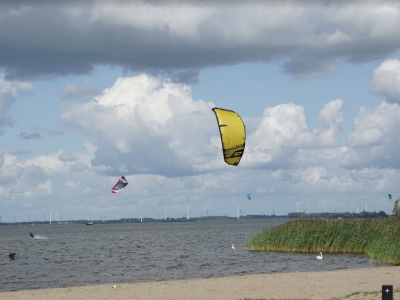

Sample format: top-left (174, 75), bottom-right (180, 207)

top-left (0, 267), bottom-right (399, 300)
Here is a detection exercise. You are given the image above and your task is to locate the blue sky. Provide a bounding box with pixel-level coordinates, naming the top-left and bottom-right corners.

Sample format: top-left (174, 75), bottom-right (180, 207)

top-left (1, 1), bottom-right (400, 222)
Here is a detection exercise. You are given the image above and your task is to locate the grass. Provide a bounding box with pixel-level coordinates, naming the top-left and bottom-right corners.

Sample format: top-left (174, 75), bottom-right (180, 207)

top-left (246, 217), bottom-right (400, 265)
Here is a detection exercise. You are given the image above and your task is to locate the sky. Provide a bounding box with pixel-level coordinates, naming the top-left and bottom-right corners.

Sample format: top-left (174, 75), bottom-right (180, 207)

top-left (1, 0), bottom-right (400, 222)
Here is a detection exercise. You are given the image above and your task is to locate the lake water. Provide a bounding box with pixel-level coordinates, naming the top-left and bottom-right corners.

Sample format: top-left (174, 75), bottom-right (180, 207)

top-left (0, 219), bottom-right (390, 292)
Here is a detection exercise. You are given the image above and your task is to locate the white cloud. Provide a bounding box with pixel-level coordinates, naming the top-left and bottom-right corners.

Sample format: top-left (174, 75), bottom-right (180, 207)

top-left (347, 101), bottom-right (400, 147)
top-left (60, 75), bottom-right (348, 178)
top-left (65, 181), bottom-right (79, 189)
top-left (3, 153), bottom-right (17, 166)
top-left (22, 151), bottom-right (68, 175)
top-left (49, 73), bottom-right (396, 217)
top-left (0, 74), bottom-right (33, 98)
top-left (3, 62), bottom-right (400, 221)
top-left (242, 99), bottom-right (345, 169)
top-left (314, 99), bottom-right (345, 147)
top-left (343, 101), bottom-right (400, 169)
top-left (62, 74), bottom-right (218, 177)
top-left (371, 59), bottom-right (400, 104)
top-left (0, 74), bottom-right (33, 133)
top-left (0, 143), bottom-right (103, 219)
top-left (37, 180), bottom-right (53, 194)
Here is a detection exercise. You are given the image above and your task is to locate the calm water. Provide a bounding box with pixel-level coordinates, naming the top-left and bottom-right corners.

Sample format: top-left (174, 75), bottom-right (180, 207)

top-left (0, 219), bottom-right (390, 292)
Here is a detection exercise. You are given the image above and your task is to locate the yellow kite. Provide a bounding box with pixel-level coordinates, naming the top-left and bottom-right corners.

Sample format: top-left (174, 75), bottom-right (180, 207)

top-left (212, 108), bottom-right (246, 166)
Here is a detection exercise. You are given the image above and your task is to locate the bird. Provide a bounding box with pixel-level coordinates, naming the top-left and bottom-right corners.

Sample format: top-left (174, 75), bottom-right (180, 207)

top-left (316, 252), bottom-right (323, 259)
top-left (231, 244), bottom-right (235, 250)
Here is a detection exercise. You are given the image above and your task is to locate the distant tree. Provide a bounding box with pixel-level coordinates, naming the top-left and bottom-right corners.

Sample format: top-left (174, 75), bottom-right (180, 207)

top-left (378, 211), bottom-right (388, 218)
top-left (393, 198), bottom-right (400, 217)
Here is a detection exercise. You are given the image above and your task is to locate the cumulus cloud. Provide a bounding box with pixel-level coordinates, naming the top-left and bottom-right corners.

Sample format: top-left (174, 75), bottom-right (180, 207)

top-left (1, 1), bottom-right (400, 79)
top-left (0, 74), bottom-right (33, 133)
top-left (59, 74), bottom-right (349, 178)
top-left (1, 91), bottom-right (399, 220)
top-left (59, 81), bottom-right (99, 100)
top-left (343, 101), bottom-right (400, 169)
top-left (62, 74), bottom-right (218, 177)
top-left (0, 142), bottom-right (96, 205)
top-left (242, 99), bottom-right (345, 169)
top-left (315, 99), bottom-right (345, 146)
top-left (37, 180), bottom-right (53, 194)
top-left (3, 58), bottom-right (400, 220)
top-left (0, 74), bottom-right (33, 98)
top-left (0, 147), bottom-right (102, 220)
top-left (370, 59), bottom-right (400, 104)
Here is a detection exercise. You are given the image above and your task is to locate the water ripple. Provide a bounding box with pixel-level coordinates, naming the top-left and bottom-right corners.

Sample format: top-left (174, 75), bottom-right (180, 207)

top-left (0, 219), bottom-right (391, 292)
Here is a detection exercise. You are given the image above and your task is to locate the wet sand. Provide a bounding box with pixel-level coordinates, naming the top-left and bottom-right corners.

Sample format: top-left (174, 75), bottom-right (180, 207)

top-left (0, 267), bottom-right (399, 300)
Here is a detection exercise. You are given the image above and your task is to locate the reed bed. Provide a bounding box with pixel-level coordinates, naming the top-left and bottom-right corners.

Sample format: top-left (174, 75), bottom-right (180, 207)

top-left (246, 217), bottom-right (400, 265)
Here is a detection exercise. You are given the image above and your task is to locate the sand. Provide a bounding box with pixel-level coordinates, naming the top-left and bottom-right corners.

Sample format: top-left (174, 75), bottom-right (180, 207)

top-left (0, 267), bottom-right (399, 300)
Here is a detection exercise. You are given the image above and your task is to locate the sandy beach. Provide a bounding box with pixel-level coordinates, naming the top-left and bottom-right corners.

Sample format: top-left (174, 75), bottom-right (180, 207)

top-left (0, 267), bottom-right (399, 300)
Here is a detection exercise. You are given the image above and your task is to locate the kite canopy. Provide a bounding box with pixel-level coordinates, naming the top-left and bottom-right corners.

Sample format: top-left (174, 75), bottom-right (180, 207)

top-left (212, 107), bottom-right (246, 166)
top-left (247, 193), bottom-right (251, 200)
top-left (111, 176), bottom-right (128, 194)
top-left (388, 194), bottom-right (392, 201)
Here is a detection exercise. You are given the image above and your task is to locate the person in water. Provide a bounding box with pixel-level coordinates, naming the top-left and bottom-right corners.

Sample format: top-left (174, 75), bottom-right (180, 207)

top-left (30, 232), bottom-right (34, 238)
top-left (9, 250), bottom-right (16, 260)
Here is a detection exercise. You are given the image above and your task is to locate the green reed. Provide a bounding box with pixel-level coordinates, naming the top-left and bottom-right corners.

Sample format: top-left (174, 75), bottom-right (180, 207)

top-left (246, 217), bottom-right (400, 265)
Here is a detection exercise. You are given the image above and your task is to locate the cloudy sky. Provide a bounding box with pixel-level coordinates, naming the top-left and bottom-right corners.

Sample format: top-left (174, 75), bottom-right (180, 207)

top-left (1, 0), bottom-right (400, 222)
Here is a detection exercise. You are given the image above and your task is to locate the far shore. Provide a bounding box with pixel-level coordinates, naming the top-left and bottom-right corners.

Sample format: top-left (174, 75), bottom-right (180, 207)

top-left (0, 267), bottom-right (399, 300)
